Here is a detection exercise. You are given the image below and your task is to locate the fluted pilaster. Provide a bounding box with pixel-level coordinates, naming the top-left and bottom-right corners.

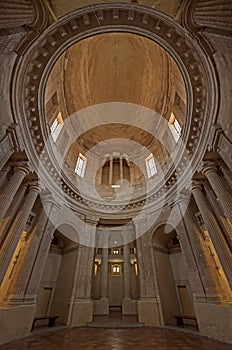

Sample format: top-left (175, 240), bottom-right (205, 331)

top-left (134, 218), bottom-right (156, 298)
top-left (0, 0), bottom-right (35, 29)
top-left (0, 166), bottom-right (10, 189)
top-left (5, 200), bottom-right (53, 304)
top-left (100, 248), bottom-right (108, 299)
top-left (220, 164), bottom-right (232, 190)
top-left (0, 164), bottom-right (29, 220)
top-left (191, 182), bottom-right (232, 289)
top-left (202, 162), bottom-right (232, 223)
top-left (0, 184), bottom-right (27, 247)
top-left (0, 184), bottom-right (40, 285)
top-left (204, 183), bottom-right (232, 251)
top-left (25, 203), bottom-right (58, 298)
top-left (74, 218), bottom-right (98, 299)
top-left (174, 193), bottom-right (228, 303)
top-left (123, 243), bottom-right (131, 298)
top-left (192, 0), bottom-right (232, 31)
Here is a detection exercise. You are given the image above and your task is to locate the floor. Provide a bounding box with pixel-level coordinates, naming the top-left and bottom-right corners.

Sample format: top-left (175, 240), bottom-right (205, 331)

top-left (0, 327), bottom-right (231, 350)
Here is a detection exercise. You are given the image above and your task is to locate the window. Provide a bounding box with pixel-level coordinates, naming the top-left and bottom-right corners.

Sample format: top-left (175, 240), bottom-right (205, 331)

top-left (169, 112), bottom-right (181, 142)
top-left (145, 153), bottom-right (157, 178)
top-left (113, 249), bottom-right (119, 255)
top-left (112, 264), bottom-right (121, 275)
top-left (75, 153), bottom-right (86, 177)
top-left (26, 212), bottom-right (36, 227)
top-left (50, 112), bottom-right (63, 141)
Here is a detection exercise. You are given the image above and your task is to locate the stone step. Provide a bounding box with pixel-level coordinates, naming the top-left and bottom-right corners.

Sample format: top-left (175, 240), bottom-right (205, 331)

top-left (87, 322), bottom-right (144, 328)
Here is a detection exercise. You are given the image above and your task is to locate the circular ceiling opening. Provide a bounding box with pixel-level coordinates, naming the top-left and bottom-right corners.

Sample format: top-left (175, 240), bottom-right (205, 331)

top-left (44, 32), bottom-right (187, 203)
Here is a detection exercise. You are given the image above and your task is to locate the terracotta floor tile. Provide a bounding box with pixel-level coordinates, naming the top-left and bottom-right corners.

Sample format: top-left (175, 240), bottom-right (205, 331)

top-left (0, 327), bottom-right (231, 350)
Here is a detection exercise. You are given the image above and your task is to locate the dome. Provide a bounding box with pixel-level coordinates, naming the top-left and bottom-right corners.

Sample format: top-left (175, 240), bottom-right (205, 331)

top-left (45, 33), bottom-right (187, 205)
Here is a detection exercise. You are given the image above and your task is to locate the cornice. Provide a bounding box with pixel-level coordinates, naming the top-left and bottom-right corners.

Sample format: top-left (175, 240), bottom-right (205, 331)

top-left (10, 2), bottom-right (218, 215)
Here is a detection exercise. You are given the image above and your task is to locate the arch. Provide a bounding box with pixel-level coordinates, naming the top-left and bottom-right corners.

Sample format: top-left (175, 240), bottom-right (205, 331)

top-left (36, 223), bottom-right (80, 326)
top-left (151, 223), bottom-right (195, 325)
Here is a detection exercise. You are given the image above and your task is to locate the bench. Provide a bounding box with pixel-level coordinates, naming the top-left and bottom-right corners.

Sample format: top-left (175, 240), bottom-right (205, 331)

top-left (173, 315), bottom-right (198, 330)
top-left (31, 315), bottom-right (59, 331)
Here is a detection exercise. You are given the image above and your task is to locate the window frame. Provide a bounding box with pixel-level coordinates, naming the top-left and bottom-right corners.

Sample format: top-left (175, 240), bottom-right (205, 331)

top-left (145, 153), bottom-right (157, 179)
top-left (74, 153), bottom-right (87, 177)
top-left (168, 112), bottom-right (181, 143)
top-left (50, 112), bottom-right (63, 142)
top-left (111, 264), bottom-right (121, 275)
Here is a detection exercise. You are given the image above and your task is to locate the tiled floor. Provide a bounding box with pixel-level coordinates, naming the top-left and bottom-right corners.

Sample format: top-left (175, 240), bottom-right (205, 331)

top-left (0, 327), bottom-right (231, 350)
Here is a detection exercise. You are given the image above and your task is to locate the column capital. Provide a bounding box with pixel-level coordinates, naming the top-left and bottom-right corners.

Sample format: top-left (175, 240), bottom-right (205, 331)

top-left (28, 182), bottom-right (40, 193)
top-left (189, 180), bottom-right (203, 193)
top-left (171, 190), bottom-right (190, 207)
top-left (13, 164), bottom-right (30, 176)
top-left (133, 214), bottom-right (146, 226)
top-left (1, 165), bottom-right (11, 172)
top-left (85, 215), bottom-right (99, 226)
top-left (40, 190), bottom-right (58, 205)
top-left (202, 161), bottom-right (218, 176)
top-left (219, 163), bottom-right (228, 171)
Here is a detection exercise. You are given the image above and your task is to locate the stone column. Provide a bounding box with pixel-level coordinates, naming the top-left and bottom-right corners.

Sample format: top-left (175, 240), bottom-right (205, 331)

top-left (0, 184), bottom-right (40, 285)
top-left (220, 164), bottom-right (232, 190)
top-left (67, 216), bottom-right (98, 326)
top-left (0, 164), bottom-right (29, 220)
top-left (191, 182), bottom-right (232, 289)
top-left (0, 165), bottom-right (10, 189)
top-left (100, 248), bottom-right (108, 299)
top-left (120, 157), bottom-right (123, 180)
top-left (0, 184), bottom-right (27, 247)
top-left (109, 157), bottom-right (113, 185)
top-left (204, 183), bottom-right (232, 251)
top-left (171, 199), bottom-right (205, 299)
top-left (123, 243), bottom-right (131, 298)
top-left (173, 193), bottom-right (228, 303)
top-left (134, 217), bottom-right (162, 326)
top-left (122, 242), bottom-right (136, 315)
top-left (25, 204), bottom-right (58, 299)
top-left (4, 199), bottom-right (54, 304)
top-left (202, 162), bottom-right (232, 223)
top-left (0, 0), bottom-right (35, 28)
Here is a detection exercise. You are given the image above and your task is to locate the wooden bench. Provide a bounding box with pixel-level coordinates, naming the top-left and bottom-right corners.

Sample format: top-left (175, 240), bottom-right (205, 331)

top-left (31, 315), bottom-right (59, 331)
top-left (173, 315), bottom-right (198, 330)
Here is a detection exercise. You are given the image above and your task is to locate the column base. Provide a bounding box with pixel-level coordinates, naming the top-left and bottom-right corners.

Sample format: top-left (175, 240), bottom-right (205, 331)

top-left (122, 298), bottom-right (138, 315)
top-left (93, 298), bottom-right (109, 315)
top-left (195, 302), bottom-right (232, 344)
top-left (138, 298), bottom-right (163, 326)
top-left (0, 304), bottom-right (36, 344)
top-left (67, 299), bottom-right (93, 327)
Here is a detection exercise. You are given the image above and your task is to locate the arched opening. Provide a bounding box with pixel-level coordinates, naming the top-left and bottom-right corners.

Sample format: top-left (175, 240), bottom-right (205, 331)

top-left (92, 224), bottom-right (138, 316)
top-left (152, 224), bottom-right (195, 325)
top-left (35, 224), bottom-right (79, 326)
